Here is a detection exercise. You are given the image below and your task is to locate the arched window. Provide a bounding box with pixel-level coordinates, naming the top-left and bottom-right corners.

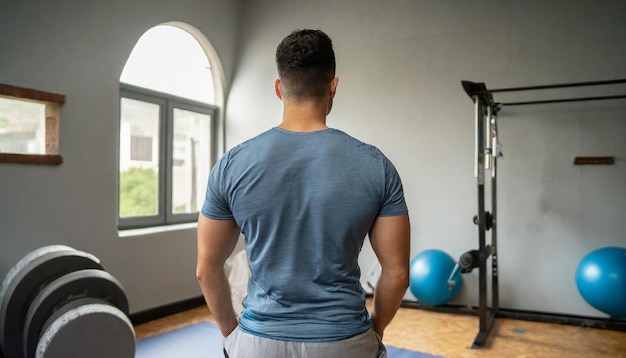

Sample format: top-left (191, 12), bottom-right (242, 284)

top-left (118, 24), bottom-right (222, 229)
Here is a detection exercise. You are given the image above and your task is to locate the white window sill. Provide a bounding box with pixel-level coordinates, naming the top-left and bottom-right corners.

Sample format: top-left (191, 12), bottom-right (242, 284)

top-left (118, 222), bottom-right (197, 238)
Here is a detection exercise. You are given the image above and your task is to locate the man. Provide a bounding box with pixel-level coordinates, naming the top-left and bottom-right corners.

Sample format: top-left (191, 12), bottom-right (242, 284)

top-left (197, 29), bottom-right (410, 358)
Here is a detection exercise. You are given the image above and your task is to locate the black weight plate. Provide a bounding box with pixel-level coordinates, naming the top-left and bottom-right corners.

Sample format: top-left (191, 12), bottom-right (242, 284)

top-left (0, 246), bottom-right (101, 358)
top-left (23, 269), bottom-right (129, 358)
top-left (0, 246), bottom-right (72, 358)
top-left (36, 302), bottom-right (135, 358)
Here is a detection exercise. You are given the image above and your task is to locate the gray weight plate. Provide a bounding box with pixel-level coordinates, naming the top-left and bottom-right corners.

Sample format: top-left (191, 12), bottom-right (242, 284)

top-left (0, 246), bottom-right (101, 358)
top-left (23, 269), bottom-right (129, 358)
top-left (38, 297), bottom-right (105, 340)
top-left (36, 303), bottom-right (135, 358)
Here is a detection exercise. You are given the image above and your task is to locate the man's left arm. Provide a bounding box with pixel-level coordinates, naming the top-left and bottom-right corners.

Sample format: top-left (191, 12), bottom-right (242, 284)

top-left (196, 214), bottom-right (241, 337)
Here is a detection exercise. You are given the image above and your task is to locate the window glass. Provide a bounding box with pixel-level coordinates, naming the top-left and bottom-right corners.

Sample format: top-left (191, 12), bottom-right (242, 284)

top-left (172, 108), bottom-right (212, 214)
top-left (0, 97), bottom-right (45, 154)
top-left (120, 25), bottom-right (214, 104)
top-left (119, 98), bottom-right (160, 218)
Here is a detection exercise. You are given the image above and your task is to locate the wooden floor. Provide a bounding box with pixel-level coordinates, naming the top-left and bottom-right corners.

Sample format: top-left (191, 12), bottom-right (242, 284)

top-left (135, 299), bottom-right (626, 357)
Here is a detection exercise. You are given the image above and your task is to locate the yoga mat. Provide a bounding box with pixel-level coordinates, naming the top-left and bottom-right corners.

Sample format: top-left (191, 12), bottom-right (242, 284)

top-left (136, 321), bottom-right (443, 358)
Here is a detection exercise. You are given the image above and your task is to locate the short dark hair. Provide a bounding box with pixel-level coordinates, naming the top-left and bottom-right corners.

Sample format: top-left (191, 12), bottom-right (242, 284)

top-left (275, 29), bottom-right (336, 101)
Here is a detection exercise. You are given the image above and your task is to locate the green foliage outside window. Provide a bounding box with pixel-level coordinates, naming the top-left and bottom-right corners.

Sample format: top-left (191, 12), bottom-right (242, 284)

top-left (119, 167), bottom-right (158, 217)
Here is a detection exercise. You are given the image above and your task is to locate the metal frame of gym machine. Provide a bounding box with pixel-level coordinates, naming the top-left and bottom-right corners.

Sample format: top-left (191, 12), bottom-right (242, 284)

top-left (459, 78), bottom-right (626, 349)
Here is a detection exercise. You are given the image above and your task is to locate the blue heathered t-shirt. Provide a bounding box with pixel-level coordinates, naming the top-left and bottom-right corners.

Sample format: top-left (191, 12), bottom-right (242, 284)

top-left (201, 127), bottom-right (407, 342)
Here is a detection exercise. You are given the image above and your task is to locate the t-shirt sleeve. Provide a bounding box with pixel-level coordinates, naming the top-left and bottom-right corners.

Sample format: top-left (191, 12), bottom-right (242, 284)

top-left (200, 154), bottom-right (235, 220)
top-left (378, 156), bottom-right (408, 217)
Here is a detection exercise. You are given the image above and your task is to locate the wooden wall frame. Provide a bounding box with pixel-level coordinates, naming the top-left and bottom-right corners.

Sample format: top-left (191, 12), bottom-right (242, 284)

top-left (0, 83), bottom-right (65, 165)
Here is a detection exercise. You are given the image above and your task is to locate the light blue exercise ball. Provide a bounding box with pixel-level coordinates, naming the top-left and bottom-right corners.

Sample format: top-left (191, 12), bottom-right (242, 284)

top-left (575, 246), bottom-right (626, 318)
top-left (409, 249), bottom-right (462, 306)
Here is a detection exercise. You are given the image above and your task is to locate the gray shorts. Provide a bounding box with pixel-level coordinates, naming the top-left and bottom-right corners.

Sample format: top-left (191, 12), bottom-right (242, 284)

top-left (223, 327), bottom-right (387, 358)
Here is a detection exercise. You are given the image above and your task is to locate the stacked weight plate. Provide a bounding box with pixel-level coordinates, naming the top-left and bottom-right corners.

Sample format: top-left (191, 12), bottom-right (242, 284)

top-left (0, 245), bottom-right (136, 358)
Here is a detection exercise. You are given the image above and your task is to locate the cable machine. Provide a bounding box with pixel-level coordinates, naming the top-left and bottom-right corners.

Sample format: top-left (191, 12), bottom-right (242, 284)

top-left (458, 78), bottom-right (626, 349)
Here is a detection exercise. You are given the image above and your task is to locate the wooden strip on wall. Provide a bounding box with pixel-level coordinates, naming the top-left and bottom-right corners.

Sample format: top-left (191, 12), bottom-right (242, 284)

top-left (0, 153), bottom-right (63, 165)
top-left (0, 83), bottom-right (66, 105)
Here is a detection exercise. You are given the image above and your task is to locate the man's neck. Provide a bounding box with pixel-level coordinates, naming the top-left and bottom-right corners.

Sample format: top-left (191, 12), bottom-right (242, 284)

top-left (278, 100), bottom-right (329, 132)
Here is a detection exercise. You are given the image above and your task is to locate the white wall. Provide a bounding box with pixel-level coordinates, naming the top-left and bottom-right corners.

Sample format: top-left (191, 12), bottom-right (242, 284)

top-left (228, 0), bottom-right (626, 316)
top-left (0, 0), bottom-right (240, 313)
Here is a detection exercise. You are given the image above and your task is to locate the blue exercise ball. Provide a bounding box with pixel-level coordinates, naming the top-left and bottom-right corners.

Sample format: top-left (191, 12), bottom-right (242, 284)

top-left (575, 247), bottom-right (626, 318)
top-left (409, 249), bottom-right (462, 307)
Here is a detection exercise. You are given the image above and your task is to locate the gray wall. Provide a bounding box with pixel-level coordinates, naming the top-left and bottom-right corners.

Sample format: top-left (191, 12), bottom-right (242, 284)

top-left (0, 0), bottom-right (240, 313)
top-left (228, 0), bottom-right (626, 317)
top-left (1, 0), bottom-right (625, 318)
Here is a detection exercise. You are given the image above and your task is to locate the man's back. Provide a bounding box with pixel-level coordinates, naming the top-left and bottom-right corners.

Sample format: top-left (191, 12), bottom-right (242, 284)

top-left (197, 29), bottom-right (409, 357)
top-left (202, 127), bottom-right (406, 341)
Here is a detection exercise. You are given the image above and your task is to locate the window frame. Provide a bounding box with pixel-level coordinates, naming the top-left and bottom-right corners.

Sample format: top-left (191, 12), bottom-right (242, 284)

top-left (0, 83), bottom-right (64, 165)
top-left (118, 84), bottom-right (218, 230)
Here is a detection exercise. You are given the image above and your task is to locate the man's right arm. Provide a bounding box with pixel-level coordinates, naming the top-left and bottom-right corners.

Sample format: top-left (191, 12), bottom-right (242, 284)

top-left (369, 213), bottom-right (411, 338)
top-left (196, 214), bottom-right (241, 337)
